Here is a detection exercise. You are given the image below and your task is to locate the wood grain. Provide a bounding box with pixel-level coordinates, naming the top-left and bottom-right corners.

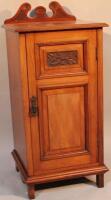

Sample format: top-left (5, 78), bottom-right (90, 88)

top-left (38, 43), bottom-right (84, 78)
top-left (3, 20), bottom-right (108, 33)
top-left (24, 29), bottom-right (100, 178)
top-left (6, 31), bottom-right (34, 176)
top-left (12, 149), bottom-right (108, 184)
top-left (6, 31), bottom-right (27, 168)
top-left (96, 174), bottom-right (104, 188)
top-left (27, 184), bottom-right (35, 199)
top-left (4, 1), bottom-right (76, 24)
top-left (46, 87), bottom-right (84, 150)
top-left (96, 29), bottom-right (104, 164)
top-left (5, 6), bottom-right (108, 198)
top-left (40, 86), bottom-right (85, 160)
top-left (34, 30), bottom-right (96, 79)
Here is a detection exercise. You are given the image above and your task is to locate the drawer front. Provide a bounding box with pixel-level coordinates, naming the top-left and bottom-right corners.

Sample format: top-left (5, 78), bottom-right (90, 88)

top-left (34, 30), bottom-right (96, 79)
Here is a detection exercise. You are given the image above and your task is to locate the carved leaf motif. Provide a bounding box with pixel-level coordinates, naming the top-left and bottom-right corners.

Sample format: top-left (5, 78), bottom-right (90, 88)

top-left (47, 50), bottom-right (78, 67)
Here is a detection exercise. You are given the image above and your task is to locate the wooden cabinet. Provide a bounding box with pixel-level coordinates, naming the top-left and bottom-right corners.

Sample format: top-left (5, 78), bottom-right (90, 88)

top-left (4, 1), bottom-right (108, 199)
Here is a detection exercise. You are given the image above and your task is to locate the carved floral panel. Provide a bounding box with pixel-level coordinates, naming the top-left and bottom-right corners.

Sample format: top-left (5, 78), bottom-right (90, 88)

top-left (47, 50), bottom-right (78, 67)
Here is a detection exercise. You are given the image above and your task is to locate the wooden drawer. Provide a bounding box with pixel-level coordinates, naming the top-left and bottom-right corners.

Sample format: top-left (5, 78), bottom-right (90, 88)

top-left (34, 30), bottom-right (96, 79)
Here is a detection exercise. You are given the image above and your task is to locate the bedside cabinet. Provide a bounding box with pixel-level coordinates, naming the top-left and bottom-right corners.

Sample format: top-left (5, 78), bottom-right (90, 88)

top-left (4, 1), bottom-right (108, 199)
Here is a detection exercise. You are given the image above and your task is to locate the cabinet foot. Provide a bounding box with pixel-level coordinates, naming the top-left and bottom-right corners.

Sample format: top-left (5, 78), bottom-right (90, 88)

top-left (27, 184), bottom-right (35, 199)
top-left (96, 174), bottom-right (104, 188)
top-left (16, 165), bottom-right (19, 172)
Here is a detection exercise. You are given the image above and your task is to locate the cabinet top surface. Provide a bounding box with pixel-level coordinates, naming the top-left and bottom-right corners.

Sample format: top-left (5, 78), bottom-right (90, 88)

top-left (3, 1), bottom-right (108, 33)
top-left (4, 20), bottom-right (108, 33)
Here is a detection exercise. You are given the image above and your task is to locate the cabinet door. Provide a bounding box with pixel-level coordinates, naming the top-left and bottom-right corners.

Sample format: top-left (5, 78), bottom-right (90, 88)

top-left (36, 76), bottom-right (98, 175)
top-left (26, 30), bottom-right (98, 176)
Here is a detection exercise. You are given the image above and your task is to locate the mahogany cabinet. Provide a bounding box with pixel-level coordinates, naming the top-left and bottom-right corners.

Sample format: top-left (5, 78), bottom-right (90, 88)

top-left (4, 1), bottom-right (108, 199)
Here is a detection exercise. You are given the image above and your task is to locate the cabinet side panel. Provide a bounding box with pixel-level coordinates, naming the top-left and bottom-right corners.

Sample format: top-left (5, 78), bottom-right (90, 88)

top-left (6, 31), bottom-right (29, 171)
top-left (96, 29), bottom-right (104, 164)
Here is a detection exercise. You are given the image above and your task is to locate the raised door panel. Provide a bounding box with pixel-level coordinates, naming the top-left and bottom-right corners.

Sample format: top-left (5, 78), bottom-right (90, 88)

top-left (36, 43), bottom-right (84, 78)
top-left (35, 74), bottom-right (98, 175)
top-left (39, 86), bottom-right (85, 160)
